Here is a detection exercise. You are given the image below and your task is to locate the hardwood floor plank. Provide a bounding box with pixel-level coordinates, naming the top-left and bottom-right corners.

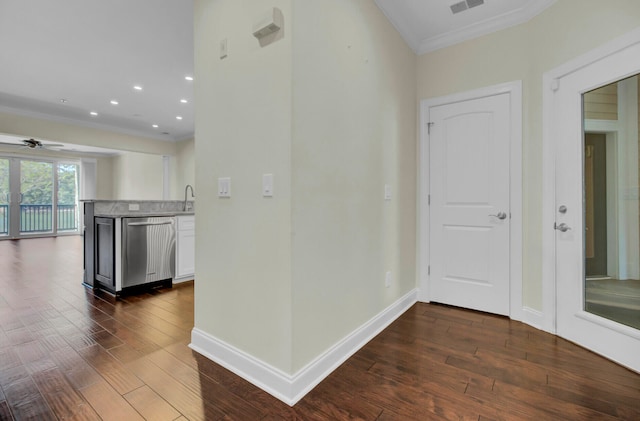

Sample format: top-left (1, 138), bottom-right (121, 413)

top-left (123, 385), bottom-right (181, 421)
top-left (3, 376), bottom-right (56, 421)
top-left (78, 344), bottom-right (144, 395)
top-left (31, 368), bottom-right (101, 420)
top-left (79, 380), bottom-right (144, 421)
top-left (0, 400), bottom-right (13, 421)
top-left (126, 356), bottom-right (225, 421)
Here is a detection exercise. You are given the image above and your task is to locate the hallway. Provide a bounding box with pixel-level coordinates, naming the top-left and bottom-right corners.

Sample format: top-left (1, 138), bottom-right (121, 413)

top-left (0, 237), bottom-right (639, 419)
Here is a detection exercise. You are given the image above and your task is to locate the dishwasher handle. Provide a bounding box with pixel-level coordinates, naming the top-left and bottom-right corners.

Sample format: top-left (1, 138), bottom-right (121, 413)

top-left (126, 220), bottom-right (174, 226)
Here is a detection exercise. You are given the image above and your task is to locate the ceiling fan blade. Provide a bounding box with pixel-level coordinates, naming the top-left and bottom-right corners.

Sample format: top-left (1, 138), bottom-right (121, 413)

top-left (0, 141), bottom-right (23, 147)
top-left (42, 144), bottom-right (65, 148)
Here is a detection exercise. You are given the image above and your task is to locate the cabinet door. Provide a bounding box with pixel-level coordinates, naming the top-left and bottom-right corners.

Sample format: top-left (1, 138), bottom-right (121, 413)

top-left (94, 217), bottom-right (115, 287)
top-left (176, 229), bottom-right (195, 278)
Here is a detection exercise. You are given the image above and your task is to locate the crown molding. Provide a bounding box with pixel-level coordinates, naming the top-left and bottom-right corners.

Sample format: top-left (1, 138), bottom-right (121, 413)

top-left (375, 0), bottom-right (557, 55)
top-left (417, 0), bottom-right (556, 54)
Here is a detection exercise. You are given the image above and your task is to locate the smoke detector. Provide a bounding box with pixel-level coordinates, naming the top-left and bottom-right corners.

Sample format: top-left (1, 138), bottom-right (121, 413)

top-left (450, 0), bottom-right (485, 14)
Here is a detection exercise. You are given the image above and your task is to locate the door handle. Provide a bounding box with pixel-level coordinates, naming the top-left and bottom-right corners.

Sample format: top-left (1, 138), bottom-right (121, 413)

top-left (555, 223), bottom-right (571, 232)
top-left (489, 212), bottom-right (507, 220)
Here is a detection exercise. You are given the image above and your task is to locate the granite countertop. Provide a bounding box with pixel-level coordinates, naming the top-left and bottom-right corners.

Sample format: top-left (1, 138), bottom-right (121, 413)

top-left (86, 199), bottom-right (195, 218)
top-left (94, 211), bottom-right (195, 218)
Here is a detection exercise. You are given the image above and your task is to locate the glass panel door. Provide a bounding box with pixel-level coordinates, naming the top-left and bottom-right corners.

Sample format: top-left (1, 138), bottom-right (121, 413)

top-left (0, 159), bottom-right (9, 236)
top-left (57, 163), bottom-right (79, 232)
top-left (583, 75), bottom-right (640, 331)
top-left (0, 156), bottom-right (80, 239)
top-left (20, 160), bottom-right (54, 235)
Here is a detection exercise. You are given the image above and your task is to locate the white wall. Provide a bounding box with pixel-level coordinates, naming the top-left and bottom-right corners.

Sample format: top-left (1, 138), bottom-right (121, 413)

top-left (96, 156), bottom-right (114, 199)
top-left (194, 0), bottom-right (294, 371)
top-left (111, 151), bottom-right (165, 200)
top-left (173, 138), bottom-right (195, 199)
top-left (290, 0), bottom-right (416, 372)
top-left (193, 0), bottom-right (415, 377)
top-left (416, 0), bottom-right (640, 311)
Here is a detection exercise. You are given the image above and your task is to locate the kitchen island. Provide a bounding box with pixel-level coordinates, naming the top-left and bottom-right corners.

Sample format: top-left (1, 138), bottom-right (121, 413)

top-left (82, 200), bottom-right (195, 295)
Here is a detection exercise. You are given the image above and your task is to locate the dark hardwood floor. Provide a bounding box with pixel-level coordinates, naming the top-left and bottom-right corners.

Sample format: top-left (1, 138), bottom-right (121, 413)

top-left (1, 236), bottom-right (639, 420)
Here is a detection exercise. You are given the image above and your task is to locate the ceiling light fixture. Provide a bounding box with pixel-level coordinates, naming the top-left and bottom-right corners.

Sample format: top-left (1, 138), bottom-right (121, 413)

top-left (185, 76), bottom-right (193, 81)
top-left (59, 98), bottom-right (67, 104)
top-left (90, 111), bottom-right (98, 116)
top-left (152, 124), bottom-right (159, 128)
top-left (180, 99), bottom-right (188, 104)
top-left (176, 116), bottom-right (183, 120)
top-left (133, 85), bottom-right (143, 91)
top-left (110, 100), bottom-right (119, 105)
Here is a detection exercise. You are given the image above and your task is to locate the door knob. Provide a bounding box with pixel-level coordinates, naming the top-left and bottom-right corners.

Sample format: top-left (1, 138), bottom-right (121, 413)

top-left (489, 212), bottom-right (507, 220)
top-left (555, 223), bottom-right (571, 232)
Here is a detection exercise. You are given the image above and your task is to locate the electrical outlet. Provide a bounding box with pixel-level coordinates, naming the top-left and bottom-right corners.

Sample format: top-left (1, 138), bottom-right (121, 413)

top-left (385, 271), bottom-right (392, 288)
top-left (128, 203), bottom-right (140, 211)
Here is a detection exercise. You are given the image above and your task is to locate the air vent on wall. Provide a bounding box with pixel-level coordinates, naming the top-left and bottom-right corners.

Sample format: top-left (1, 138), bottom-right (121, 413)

top-left (451, 0), bottom-right (485, 14)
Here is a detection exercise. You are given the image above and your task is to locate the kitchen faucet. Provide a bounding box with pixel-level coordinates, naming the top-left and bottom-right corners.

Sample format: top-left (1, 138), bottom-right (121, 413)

top-left (184, 184), bottom-right (195, 211)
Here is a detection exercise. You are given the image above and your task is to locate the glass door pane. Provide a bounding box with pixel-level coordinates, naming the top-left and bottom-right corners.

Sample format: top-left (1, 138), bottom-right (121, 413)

top-left (20, 160), bottom-right (54, 235)
top-left (57, 163), bottom-right (79, 232)
top-left (583, 75), bottom-right (640, 330)
top-left (0, 159), bottom-right (8, 236)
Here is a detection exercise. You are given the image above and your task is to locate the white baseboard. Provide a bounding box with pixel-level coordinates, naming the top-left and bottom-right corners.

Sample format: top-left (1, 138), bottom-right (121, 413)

top-left (522, 306), bottom-right (551, 333)
top-left (189, 288), bottom-right (418, 406)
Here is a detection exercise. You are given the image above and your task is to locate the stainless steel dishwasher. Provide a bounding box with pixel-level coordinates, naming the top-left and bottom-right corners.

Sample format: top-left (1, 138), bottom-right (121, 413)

top-left (122, 217), bottom-right (176, 288)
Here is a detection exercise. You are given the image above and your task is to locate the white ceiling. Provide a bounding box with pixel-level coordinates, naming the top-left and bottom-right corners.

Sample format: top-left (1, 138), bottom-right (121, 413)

top-left (0, 0), bottom-right (194, 144)
top-left (0, 1), bottom-right (555, 153)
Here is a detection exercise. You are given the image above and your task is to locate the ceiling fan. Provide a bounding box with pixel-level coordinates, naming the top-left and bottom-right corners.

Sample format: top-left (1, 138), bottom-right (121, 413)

top-left (0, 138), bottom-right (64, 150)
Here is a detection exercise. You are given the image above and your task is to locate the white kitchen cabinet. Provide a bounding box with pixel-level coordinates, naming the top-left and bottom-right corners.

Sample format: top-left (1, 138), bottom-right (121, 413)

top-left (175, 215), bottom-right (195, 282)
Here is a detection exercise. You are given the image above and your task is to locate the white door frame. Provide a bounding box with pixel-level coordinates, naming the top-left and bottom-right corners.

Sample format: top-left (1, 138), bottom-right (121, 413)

top-left (542, 27), bottom-right (640, 335)
top-left (418, 81), bottom-right (523, 321)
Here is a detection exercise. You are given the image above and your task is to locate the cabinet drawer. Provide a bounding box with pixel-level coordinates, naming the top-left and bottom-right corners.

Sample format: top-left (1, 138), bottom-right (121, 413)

top-left (177, 215), bottom-right (195, 231)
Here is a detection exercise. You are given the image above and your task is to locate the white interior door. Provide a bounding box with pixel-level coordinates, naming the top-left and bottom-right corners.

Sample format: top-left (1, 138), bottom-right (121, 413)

top-left (550, 32), bottom-right (640, 373)
top-left (429, 93), bottom-right (511, 316)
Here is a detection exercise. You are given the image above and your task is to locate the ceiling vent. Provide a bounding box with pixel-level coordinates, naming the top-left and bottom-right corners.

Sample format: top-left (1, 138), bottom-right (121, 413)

top-left (450, 0), bottom-right (485, 14)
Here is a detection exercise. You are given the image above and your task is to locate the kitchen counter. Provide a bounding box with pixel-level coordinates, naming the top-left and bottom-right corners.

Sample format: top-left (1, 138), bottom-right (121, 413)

top-left (82, 199), bottom-right (195, 218)
top-left (82, 200), bottom-right (196, 294)
top-left (93, 211), bottom-right (195, 218)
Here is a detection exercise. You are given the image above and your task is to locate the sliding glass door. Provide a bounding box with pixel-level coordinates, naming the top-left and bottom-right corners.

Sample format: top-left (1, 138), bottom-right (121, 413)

top-left (1, 157), bottom-right (80, 239)
top-left (0, 159), bottom-right (9, 237)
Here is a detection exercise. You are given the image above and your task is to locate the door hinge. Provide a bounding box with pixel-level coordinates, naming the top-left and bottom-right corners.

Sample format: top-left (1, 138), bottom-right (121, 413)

top-left (427, 122), bottom-right (434, 135)
top-left (428, 194), bottom-right (431, 206)
top-left (428, 265), bottom-right (430, 275)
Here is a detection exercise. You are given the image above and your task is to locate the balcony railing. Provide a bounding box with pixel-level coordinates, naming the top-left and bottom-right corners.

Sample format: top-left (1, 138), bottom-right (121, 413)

top-left (0, 204), bottom-right (78, 234)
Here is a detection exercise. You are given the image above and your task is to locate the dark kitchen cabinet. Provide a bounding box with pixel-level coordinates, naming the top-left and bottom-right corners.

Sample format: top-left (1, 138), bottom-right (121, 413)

top-left (95, 217), bottom-right (115, 291)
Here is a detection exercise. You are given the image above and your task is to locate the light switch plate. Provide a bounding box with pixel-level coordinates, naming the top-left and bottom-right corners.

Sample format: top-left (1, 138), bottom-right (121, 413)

top-left (263, 174), bottom-right (273, 197)
top-left (218, 177), bottom-right (231, 198)
top-left (385, 271), bottom-right (392, 288)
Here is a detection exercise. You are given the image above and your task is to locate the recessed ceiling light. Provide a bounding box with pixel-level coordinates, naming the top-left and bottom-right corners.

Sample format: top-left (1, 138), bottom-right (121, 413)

top-left (185, 76), bottom-right (193, 81)
top-left (176, 116), bottom-right (183, 120)
top-left (110, 100), bottom-right (119, 105)
top-left (152, 124), bottom-right (159, 128)
top-left (59, 98), bottom-right (68, 104)
top-left (133, 85), bottom-right (143, 91)
top-left (90, 111), bottom-right (98, 116)
top-left (180, 99), bottom-right (188, 104)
